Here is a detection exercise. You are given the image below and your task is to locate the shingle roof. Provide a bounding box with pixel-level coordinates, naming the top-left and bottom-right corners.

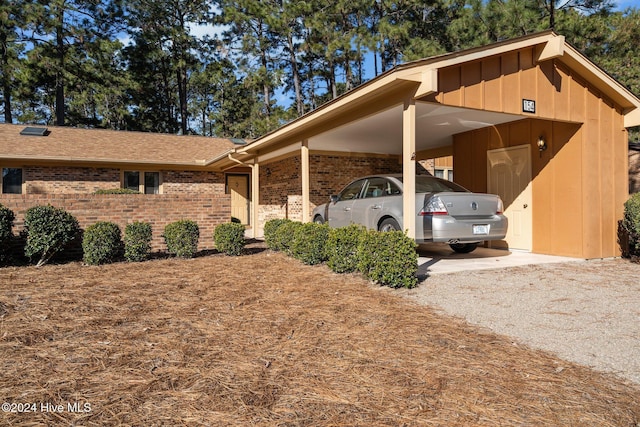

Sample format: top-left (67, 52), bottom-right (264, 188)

top-left (0, 124), bottom-right (238, 168)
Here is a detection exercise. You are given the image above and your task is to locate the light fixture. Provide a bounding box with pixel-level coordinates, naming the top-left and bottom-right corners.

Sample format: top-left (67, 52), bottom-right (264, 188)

top-left (537, 136), bottom-right (547, 152)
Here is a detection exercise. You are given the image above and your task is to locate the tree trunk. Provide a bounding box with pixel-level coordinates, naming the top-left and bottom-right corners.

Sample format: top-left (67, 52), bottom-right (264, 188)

top-left (287, 33), bottom-right (304, 116)
top-left (1, 30), bottom-right (12, 123)
top-left (55, 21), bottom-right (65, 126)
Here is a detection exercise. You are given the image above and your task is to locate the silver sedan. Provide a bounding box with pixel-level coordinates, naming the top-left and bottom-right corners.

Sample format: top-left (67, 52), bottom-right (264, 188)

top-left (312, 174), bottom-right (508, 253)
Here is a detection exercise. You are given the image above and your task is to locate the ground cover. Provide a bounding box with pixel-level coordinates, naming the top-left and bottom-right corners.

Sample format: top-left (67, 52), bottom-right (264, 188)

top-left (1, 247), bottom-right (639, 426)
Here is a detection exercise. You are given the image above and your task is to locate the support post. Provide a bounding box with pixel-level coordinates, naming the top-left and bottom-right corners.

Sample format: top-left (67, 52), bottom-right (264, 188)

top-left (251, 161), bottom-right (260, 238)
top-left (402, 98), bottom-right (417, 239)
top-left (301, 140), bottom-right (310, 222)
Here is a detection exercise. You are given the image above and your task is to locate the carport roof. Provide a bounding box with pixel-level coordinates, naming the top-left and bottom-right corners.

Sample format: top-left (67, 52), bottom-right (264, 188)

top-left (213, 30), bottom-right (640, 169)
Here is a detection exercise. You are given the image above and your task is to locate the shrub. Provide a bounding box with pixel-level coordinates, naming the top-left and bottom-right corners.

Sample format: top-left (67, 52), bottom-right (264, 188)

top-left (291, 222), bottom-right (329, 265)
top-left (124, 221), bottom-right (153, 262)
top-left (94, 188), bottom-right (140, 194)
top-left (0, 204), bottom-right (15, 265)
top-left (622, 193), bottom-right (640, 258)
top-left (214, 222), bottom-right (246, 256)
top-left (24, 205), bottom-right (80, 267)
top-left (274, 220), bottom-right (303, 255)
top-left (326, 224), bottom-right (366, 273)
top-left (264, 218), bottom-right (291, 250)
top-left (82, 221), bottom-right (123, 265)
top-left (357, 230), bottom-right (418, 289)
top-left (163, 220), bottom-right (199, 258)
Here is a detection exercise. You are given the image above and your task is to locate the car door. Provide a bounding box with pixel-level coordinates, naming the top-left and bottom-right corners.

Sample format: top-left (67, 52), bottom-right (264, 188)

top-left (328, 179), bottom-right (365, 228)
top-left (350, 177), bottom-right (392, 229)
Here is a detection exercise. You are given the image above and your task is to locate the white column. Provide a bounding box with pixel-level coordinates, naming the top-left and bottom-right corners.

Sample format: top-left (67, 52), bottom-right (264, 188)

top-left (251, 161), bottom-right (260, 238)
top-left (301, 140), bottom-right (310, 223)
top-left (402, 98), bottom-right (416, 238)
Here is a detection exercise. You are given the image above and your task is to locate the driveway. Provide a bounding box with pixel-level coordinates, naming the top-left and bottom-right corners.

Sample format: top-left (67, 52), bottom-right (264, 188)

top-left (417, 244), bottom-right (584, 275)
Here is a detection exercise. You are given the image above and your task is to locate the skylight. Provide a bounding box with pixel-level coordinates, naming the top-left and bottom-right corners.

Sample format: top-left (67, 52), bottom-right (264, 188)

top-left (20, 127), bottom-right (49, 136)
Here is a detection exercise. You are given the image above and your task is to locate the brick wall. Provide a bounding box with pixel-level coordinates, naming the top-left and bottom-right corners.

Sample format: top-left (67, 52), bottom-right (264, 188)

top-left (1, 193), bottom-right (231, 253)
top-left (25, 166), bottom-right (120, 194)
top-left (18, 165), bottom-right (225, 195)
top-left (257, 153), bottom-right (402, 230)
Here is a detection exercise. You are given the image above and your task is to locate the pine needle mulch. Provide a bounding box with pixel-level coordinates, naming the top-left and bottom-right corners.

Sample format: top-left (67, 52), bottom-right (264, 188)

top-left (1, 249), bottom-right (639, 426)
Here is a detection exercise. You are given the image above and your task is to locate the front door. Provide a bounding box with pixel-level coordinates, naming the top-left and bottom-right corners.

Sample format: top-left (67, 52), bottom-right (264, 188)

top-left (487, 145), bottom-right (532, 251)
top-left (228, 174), bottom-right (249, 224)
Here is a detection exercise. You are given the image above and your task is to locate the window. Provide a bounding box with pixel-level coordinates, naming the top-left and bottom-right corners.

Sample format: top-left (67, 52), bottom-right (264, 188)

top-left (123, 171), bottom-right (160, 194)
top-left (434, 168), bottom-right (454, 182)
top-left (337, 179), bottom-right (365, 201)
top-left (2, 167), bottom-right (23, 194)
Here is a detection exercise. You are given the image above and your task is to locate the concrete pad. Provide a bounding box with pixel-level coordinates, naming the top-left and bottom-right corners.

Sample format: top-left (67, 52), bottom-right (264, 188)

top-left (417, 244), bottom-right (584, 275)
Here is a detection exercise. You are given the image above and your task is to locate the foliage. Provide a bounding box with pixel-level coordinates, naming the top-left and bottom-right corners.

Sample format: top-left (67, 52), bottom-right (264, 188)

top-left (94, 188), bottom-right (140, 194)
top-left (0, 204), bottom-right (16, 264)
top-left (622, 193), bottom-right (640, 258)
top-left (82, 221), bottom-right (123, 265)
top-left (163, 220), bottom-right (200, 258)
top-left (273, 220), bottom-right (304, 256)
top-left (263, 218), bottom-right (292, 251)
top-left (357, 229), bottom-right (418, 289)
top-left (326, 224), bottom-right (366, 273)
top-left (23, 205), bottom-right (80, 267)
top-left (290, 222), bottom-right (329, 265)
top-left (214, 222), bottom-right (246, 256)
top-left (124, 221), bottom-right (153, 262)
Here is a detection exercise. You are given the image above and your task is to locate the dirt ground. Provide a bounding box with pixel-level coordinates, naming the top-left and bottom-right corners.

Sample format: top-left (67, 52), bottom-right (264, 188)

top-left (1, 247), bottom-right (639, 426)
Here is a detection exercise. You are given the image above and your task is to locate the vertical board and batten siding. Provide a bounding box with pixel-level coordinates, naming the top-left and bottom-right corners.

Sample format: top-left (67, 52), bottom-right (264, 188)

top-left (439, 46), bottom-right (628, 258)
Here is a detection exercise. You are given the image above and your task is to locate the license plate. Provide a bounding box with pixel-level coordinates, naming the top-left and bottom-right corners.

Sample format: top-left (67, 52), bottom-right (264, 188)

top-left (473, 224), bottom-right (489, 235)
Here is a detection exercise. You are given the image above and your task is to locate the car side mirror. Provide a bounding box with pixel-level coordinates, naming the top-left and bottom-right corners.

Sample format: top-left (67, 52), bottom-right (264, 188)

top-left (330, 195), bottom-right (339, 203)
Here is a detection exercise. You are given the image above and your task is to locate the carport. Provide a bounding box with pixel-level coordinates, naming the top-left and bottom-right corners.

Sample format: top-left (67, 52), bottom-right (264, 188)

top-left (212, 31), bottom-right (640, 259)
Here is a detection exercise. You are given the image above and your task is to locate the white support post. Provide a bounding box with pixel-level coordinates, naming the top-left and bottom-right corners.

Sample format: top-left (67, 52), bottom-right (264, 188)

top-left (251, 161), bottom-right (260, 238)
top-left (402, 98), bottom-right (417, 239)
top-left (301, 140), bottom-right (310, 223)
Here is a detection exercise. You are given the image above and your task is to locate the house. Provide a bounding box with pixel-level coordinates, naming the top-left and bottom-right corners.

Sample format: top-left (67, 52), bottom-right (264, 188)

top-left (2, 31), bottom-right (639, 258)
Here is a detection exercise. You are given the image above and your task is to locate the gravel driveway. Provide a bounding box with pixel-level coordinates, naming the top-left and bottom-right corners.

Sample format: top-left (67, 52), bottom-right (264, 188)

top-left (399, 258), bottom-right (640, 385)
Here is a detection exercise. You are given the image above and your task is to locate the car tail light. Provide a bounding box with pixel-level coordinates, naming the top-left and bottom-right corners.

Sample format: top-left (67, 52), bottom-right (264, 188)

top-left (497, 197), bottom-right (504, 214)
top-left (420, 196), bottom-right (448, 216)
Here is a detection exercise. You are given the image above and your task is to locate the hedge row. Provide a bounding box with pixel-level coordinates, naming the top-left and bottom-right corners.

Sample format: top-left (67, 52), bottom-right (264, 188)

top-left (0, 203), bottom-right (246, 267)
top-left (264, 219), bottom-right (419, 289)
top-left (621, 192), bottom-right (640, 260)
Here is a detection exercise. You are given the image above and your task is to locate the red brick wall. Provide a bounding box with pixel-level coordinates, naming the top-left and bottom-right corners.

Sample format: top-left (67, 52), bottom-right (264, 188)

top-left (25, 166), bottom-right (120, 193)
top-left (162, 170), bottom-right (226, 194)
top-left (0, 194), bottom-right (231, 252)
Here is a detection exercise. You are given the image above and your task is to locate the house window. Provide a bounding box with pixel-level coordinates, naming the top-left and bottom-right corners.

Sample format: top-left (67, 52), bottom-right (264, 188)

top-left (123, 171), bottom-right (161, 194)
top-left (2, 167), bottom-right (23, 194)
top-left (434, 168), bottom-right (453, 182)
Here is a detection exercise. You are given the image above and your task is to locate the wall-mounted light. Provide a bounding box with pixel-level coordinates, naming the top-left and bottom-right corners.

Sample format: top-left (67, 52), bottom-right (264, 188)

top-left (265, 167), bottom-right (271, 177)
top-left (537, 136), bottom-right (547, 152)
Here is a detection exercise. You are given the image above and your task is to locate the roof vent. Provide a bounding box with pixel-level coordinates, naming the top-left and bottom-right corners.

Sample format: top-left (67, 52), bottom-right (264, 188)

top-left (229, 138), bottom-right (246, 145)
top-left (20, 126), bottom-right (49, 136)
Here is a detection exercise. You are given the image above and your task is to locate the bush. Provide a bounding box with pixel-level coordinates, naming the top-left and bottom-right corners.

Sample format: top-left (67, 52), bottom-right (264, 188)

top-left (326, 224), bottom-right (366, 273)
top-left (163, 220), bottom-right (199, 258)
top-left (82, 221), bottom-right (123, 265)
top-left (24, 205), bottom-right (80, 267)
top-left (94, 188), bottom-right (140, 194)
top-left (124, 221), bottom-right (153, 262)
top-left (274, 220), bottom-right (303, 255)
top-left (622, 193), bottom-right (640, 258)
top-left (357, 230), bottom-right (418, 288)
top-left (214, 222), bottom-right (246, 256)
top-left (291, 222), bottom-right (329, 265)
top-left (0, 204), bottom-right (15, 265)
top-left (264, 218), bottom-right (292, 250)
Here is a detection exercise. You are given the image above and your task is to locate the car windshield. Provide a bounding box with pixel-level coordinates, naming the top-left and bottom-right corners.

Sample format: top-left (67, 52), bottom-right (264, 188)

top-left (397, 176), bottom-right (469, 193)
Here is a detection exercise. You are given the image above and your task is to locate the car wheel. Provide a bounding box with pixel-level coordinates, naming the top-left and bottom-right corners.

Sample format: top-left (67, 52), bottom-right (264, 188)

top-left (449, 243), bottom-right (478, 253)
top-left (313, 215), bottom-right (324, 224)
top-left (378, 218), bottom-right (400, 232)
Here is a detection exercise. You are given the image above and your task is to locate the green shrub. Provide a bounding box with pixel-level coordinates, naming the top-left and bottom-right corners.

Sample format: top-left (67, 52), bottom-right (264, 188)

top-left (0, 204), bottom-right (15, 265)
top-left (274, 220), bottom-right (303, 255)
top-left (94, 188), bottom-right (140, 194)
top-left (326, 224), bottom-right (366, 273)
top-left (291, 222), bottom-right (329, 265)
top-left (82, 221), bottom-right (123, 265)
top-left (214, 222), bottom-right (246, 256)
top-left (357, 230), bottom-right (418, 289)
top-left (264, 218), bottom-right (291, 250)
top-left (622, 193), bottom-right (640, 257)
top-left (163, 220), bottom-right (199, 258)
top-left (124, 221), bottom-right (153, 262)
top-left (24, 205), bottom-right (80, 267)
